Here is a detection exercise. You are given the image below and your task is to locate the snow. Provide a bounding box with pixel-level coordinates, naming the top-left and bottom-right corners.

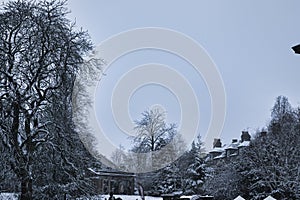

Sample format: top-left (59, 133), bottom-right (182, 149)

top-left (179, 195), bottom-right (203, 200)
top-left (213, 154), bottom-right (226, 159)
top-left (209, 147), bottom-right (224, 153)
top-left (106, 195), bottom-right (162, 200)
top-left (233, 195), bottom-right (245, 200)
top-left (238, 141), bottom-right (250, 147)
top-left (263, 196), bottom-right (276, 200)
top-left (225, 141), bottom-right (240, 150)
top-left (0, 193), bottom-right (19, 200)
top-left (87, 167), bottom-right (99, 174)
top-left (77, 195), bottom-right (163, 200)
top-left (180, 195), bottom-right (194, 199)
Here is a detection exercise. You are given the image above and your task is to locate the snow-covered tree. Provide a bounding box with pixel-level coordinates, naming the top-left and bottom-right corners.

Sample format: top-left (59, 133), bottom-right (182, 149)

top-left (0, 0), bottom-right (94, 199)
top-left (130, 108), bottom-right (185, 171)
top-left (132, 109), bottom-right (177, 153)
top-left (202, 159), bottom-right (242, 199)
top-left (154, 162), bottom-right (182, 194)
top-left (239, 96), bottom-right (300, 199)
top-left (149, 137), bottom-right (206, 195)
top-left (184, 140), bottom-right (206, 194)
top-left (203, 96), bottom-right (300, 200)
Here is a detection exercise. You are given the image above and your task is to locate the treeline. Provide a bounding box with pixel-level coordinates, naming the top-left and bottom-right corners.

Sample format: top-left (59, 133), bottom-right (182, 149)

top-left (203, 96), bottom-right (300, 200)
top-left (111, 95), bottom-right (300, 200)
top-left (111, 109), bottom-right (207, 196)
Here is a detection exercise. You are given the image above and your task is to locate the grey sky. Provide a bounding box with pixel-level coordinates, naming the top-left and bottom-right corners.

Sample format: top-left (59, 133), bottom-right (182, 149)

top-left (2, 0), bottom-right (298, 151)
top-left (65, 1), bottom-right (300, 150)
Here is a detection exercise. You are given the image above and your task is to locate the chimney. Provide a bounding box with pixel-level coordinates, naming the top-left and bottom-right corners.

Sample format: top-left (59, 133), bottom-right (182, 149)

top-left (241, 131), bottom-right (251, 142)
top-left (232, 139), bottom-right (238, 143)
top-left (260, 131), bottom-right (267, 137)
top-left (213, 138), bottom-right (222, 148)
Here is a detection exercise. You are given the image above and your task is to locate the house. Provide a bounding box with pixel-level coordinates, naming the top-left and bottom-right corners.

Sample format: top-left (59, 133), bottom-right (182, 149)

top-left (208, 131), bottom-right (252, 161)
top-left (87, 167), bottom-right (135, 195)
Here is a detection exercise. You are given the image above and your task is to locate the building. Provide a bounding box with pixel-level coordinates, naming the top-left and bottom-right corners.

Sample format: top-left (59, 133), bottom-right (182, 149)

top-left (208, 131), bottom-right (251, 161)
top-left (87, 168), bottom-right (135, 195)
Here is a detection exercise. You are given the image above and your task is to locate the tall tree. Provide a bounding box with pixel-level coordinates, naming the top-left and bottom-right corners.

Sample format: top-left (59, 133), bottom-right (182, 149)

top-left (241, 96), bottom-right (300, 199)
top-left (183, 139), bottom-right (206, 194)
top-left (0, 0), bottom-right (92, 199)
top-left (133, 109), bottom-right (177, 153)
top-left (130, 108), bottom-right (185, 172)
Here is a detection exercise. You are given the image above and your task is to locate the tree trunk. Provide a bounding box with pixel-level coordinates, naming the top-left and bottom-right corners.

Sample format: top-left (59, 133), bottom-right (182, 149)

top-left (20, 166), bottom-right (33, 200)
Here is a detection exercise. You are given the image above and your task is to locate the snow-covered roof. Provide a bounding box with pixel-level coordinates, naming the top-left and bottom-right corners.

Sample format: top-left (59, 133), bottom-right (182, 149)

top-left (172, 191), bottom-right (183, 195)
top-left (209, 147), bottom-right (224, 153)
top-left (225, 142), bottom-right (239, 150)
top-left (179, 195), bottom-right (212, 200)
top-left (213, 152), bottom-right (226, 159)
top-left (87, 168), bottom-right (135, 177)
top-left (180, 195), bottom-right (194, 199)
top-left (228, 152), bottom-right (238, 157)
top-left (208, 138), bottom-right (252, 161)
top-left (264, 196), bottom-right (276, 200)
top-left (234, 195), bottom-right (246, 200)
top-left (238, 141), bottom-right (250, 147)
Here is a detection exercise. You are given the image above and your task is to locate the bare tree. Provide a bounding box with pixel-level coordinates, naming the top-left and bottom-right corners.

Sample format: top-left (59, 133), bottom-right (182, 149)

top-left (0, 1), bottom-right (92, 199)
top-left (132, 109), bottom-right (177, 153)
top-left (128, 109), bottom-right (186, 172)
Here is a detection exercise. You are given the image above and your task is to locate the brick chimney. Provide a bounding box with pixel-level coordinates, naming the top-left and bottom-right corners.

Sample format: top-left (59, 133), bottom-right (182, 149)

top-left (213, 138), bottom-right (222, 148)
top-left (260, 131), bottom-right (267, 137)
top-left (241, 131), bottom-right (251, 142)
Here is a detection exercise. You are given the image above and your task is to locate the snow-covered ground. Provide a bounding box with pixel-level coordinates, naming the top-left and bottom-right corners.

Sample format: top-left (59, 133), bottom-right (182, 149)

top-left (0, 193), bottom-right (19, 200)
top-left (104, 195), bottom-right (162, 200)
top-left (0, 193), bottom-right (161, 200)
top-left (77, 195), bottom-right (163, 200)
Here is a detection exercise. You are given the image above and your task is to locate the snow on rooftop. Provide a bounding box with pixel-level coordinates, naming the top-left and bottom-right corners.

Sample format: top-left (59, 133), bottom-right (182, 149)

top-left (264, 196), bottom-right (276, 200)
top-left (213, 151), bottom-right (226, 159)
top-left (238, 141), bottom-right (250, 147)
top-left (179, 195), bottom-right (199, 200)
top-left (180, 195), bottom-right (194, 199)
top-left (210, 140), bottom-right (245, 153)
top-left (209, 147), bottom-right (224, 153)
top-left (234, 195), bottom-right (246, 200)
top-left (208, 139), bottom-right (251, 160)
top-left (225, 142), bottom-right (239, 150)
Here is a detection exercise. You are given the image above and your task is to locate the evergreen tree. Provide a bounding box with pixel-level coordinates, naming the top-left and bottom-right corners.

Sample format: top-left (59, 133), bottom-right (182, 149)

top-left (183, 140), bottom-right (206, 194)
top-left (154, 163), bottom-right (181, 194)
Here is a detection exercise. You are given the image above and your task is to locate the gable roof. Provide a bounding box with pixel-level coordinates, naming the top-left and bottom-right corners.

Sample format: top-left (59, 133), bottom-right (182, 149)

top-left (234, 195), bottom-right (246, 200)
top-left (264, 196), bottom-right (276, 200)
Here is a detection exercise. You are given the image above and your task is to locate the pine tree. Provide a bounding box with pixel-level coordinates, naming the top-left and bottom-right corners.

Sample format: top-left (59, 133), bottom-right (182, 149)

top-left (184, 140), bottom-right (206, 194)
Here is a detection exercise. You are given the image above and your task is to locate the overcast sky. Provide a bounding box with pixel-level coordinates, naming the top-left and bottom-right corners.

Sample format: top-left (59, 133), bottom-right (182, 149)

top-left (64, 1), bottom-right (300, 150)
top-left (2, 0), bottom-right (300, 151)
